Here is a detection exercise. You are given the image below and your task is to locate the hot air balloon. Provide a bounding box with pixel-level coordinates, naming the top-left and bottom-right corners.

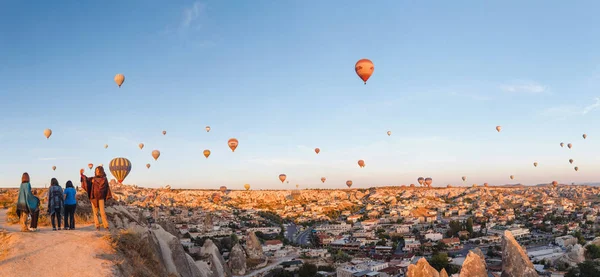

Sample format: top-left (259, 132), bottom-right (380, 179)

top-left (560, 142), bottom-right (565, 148)
top-left (552, 181), bottom-right (558, 187)
top-left (152, 150), bottom-right (160, 161)
top-left (510, 175), bottom-right (514, 180)
top-left (574, 166), bottom-right (579, 171)
top-left (109, 157), bottom-right (132, 184)
top-left (568, 143), bottom-right (572, 149)
top-left (462, 176), bottom-right (467, 182)
top-left (447, 184), bottom-right (452, 188)
top-left (315, 148), bottom-right (320, 154)
top-left (114, 74), bottom-right (125, 87)
top-left (287, 181), bottom-right (289, 184)
top-left (203, 149), bottom-right (211, 158)
top-left (244, 184), bottom-right (250, 191)
top-left (355, 59), bottom-right (374, 84)
top-left (387, 131), bottom-right (391, 136)
top-left (162, 130), bottom-right (167, 135)
top-left (206, 126), bottom-right (211, 132)
top-left (483, 183), bottom-right (489, 187)
top-left (472, 184), bottom-right (477, 188)
top-left (346, 180), bottom-right (353, 188)
top-left (139, 143), bottom-right (144, 150)
top-left (44, 129), bottom-right (52, 139)
top-left (220, 186), bottom-right (227, 193)
top-left (321, 177), bottom-right (326, 183)
top-left (410, 184), bottom-right (415, 188)
top-left (417, 177), bottom-right (424, 186)
top-left (146, 163), bottom-right (151, 169)
top-left (533, 162), bottom-right (538, 167)
top-left (104, 144), bottom-right (108, 149)
top-left (425, 177), bottom-right (432, 187)
top-left (52, 166), bottom-right (56, 171)
top-left (296, 184), bottom-right (299, 189)
top-left (228, 138), bottom-right (239, 152)
top-left (569, 159), bottom-right (574, 164)
top-left (583, 134), bottom-right (587, 139)
top-left (496, 126), bottom-right (502, 132)
top-left (279, 174), bottom-right (287, 183)
top-left (88, 163), bottom-right (93, 170)
top-left (358, 160), bottom-right (365, 168)
top-left (98, 164), bottom-right (103, 167)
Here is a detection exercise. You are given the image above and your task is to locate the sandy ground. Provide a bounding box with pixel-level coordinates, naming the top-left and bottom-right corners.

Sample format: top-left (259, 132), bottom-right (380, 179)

top-left (0, 208), bottom-right (117, 277)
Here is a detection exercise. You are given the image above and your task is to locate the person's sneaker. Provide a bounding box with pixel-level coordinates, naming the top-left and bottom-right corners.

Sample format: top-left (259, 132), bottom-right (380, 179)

top-left (28, 228), bottom-right (35, 231)
top-left (65, 227), bottom-right (70, 230)
top-left (52, 228), bottom-right (57, 231)
top-left (58, 227), bottom-right (61, 230)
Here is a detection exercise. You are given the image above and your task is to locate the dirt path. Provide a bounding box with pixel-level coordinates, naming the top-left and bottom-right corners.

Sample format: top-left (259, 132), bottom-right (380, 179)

top-left (0, 208), bottom-right (117, 277)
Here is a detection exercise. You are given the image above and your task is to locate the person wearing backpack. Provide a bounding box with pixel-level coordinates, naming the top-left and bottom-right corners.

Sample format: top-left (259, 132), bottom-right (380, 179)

top-left (16, 172), bottom-right (38, 232)
top-left (47, 178), bottom-right (64, 230)
top-left (63, 180), bottom-right (77, 230)
top-left (81, 166), bottom-right (112, 230)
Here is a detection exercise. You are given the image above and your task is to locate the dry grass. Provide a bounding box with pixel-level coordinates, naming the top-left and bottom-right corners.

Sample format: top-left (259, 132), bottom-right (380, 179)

top-left (109, 230), bottom-right (165, 277)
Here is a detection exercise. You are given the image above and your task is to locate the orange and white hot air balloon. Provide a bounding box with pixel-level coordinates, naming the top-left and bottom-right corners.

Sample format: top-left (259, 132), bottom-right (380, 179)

top-left (206, 126), bottom-right (211, 132)
top-left (52, 166), bottom-right (56, 171)
top-left (346, 180), bottom-right (353, 188)
top-left (358, 160), bottom-right (365, 168)
top-left (315, 148), bottom-right (320, 154)
top-left (146, 163), bottom-right (151, 169)
top-left (114, 74), bottom-right (125, 87)
top-left (203, 149), bottom-right (211, 158)
top-left (355, 59), bottom-right (374, 84)
top-left (387, 131), bottom-right (391, 136)
top-left (279, 174), bottom-right (287, 183)
top-left (228, 138), bottom-right (239, 152)
top-left (496, 126), bottom-right (502, 132)
top-left (139, 143), bottom-right (144, 150)
top-left (88, 163), bottom-right (93, 170)
top-left (321, 177), bottom-right (326, 183)
top-left (152, 150), bottom-right (161, 161)
top-left (44, 128), bottom-right (52, 139)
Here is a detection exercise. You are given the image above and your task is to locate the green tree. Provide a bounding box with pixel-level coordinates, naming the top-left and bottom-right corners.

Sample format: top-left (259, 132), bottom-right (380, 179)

top-left (429, 253), bottom-right (449, 271)
top-left (586, 244), bottom-right (600, 259)
top-left (298, 263), bottom-right (318, 277)
top-left (466, 217), bottom-right (474, 234)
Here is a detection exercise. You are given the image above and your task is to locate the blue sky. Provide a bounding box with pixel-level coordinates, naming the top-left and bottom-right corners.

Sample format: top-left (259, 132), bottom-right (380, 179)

top-left (1, 1), bottom-right (600, 189)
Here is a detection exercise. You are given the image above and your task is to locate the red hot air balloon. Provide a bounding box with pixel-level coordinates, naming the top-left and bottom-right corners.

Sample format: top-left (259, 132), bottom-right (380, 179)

top-left (355, 59), bottom-right (374, 84)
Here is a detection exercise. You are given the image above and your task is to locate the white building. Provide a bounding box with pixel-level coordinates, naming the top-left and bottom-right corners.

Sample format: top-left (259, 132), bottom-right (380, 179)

top-left (555, 235), bottom-right (577, 248)
top-left (425, 232), bottom-right (443, 242)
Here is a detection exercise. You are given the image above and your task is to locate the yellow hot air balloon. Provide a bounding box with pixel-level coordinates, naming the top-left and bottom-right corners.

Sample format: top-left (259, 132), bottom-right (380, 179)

top-left (114, 74), bottom-right (125, 87)
top-left (315, 148), bottom-right (320, 154)
top-left (569, 159), bottom-right (574, 164)
top-left (228, 138), bottom-right (239, 152)
top-left (510, 175), bottom-right (514, 180)
top-left (583, 134), bottom-right (587, 139)
top-left (279, 174), bottom-right (287, 183)
top-left (139, 143), bottom-right (144, 150)
top-left (296, 184), bottom-right (299, 189)
top-left (203, 149), bottom-right (211, 158)
top-left (146, 163), bottom-right (151, 169)
top-left (44, 128), bottom-right (52, 139)
top-left (560, 142), bottom-right (565, 148)
top-left (244, 184), bottom-right (250, 191)
top-left (206, 126), bottom-right (211, 132)
top-left (109, 157), bottom-right (132, 184)
top-left (358, 160), bottom-right (365, 168)
top-left (104, 144), bottom-right (108, 149)
top-left (574, 166), bottom-right (579, 171)
top-left (321, 177), bottom-right (326, 183)
top-left (152, 150), bottom-right (161, 161)
top-left (387, 131), bottom-right (391, 136)
top-left (355, 59), bottom-right (374, 84)
top-left (567, 143), bottom-right (572, 149)
top-left (533, 162), bottom-right (538, 167)
top-left (472, 184), bottom-right (477, 188)
top-left (162, 130), bottom-right (167, 135)
top-left (346, 180), bottom-right (353, 188)
top-left (52, 166), bottom-right (56, 171)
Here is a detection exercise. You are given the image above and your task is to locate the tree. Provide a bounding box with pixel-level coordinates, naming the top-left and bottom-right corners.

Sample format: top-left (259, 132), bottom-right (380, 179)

top-left (298, 263), bottom-right (317, 277)
top-left (466, 217), bottom-right (474, 234)
top-left (586, 244), bottom-right (600, 260)
top-left (429, 253), bottom-right (449, 271)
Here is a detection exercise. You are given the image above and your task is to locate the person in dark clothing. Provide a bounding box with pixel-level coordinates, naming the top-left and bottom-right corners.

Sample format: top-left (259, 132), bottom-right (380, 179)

top-left (29, 189), bottom-right (40, 231)
top-left (47, 178), bottom-right (64, 230)
top-left (81, 166), bottom-right (112, 230)
top-left (63, 180), bottom-right (77, 230)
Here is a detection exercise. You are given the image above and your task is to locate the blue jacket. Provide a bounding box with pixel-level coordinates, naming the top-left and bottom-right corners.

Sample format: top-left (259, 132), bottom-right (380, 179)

top-left (64, 187), bottom-right (77, 205)
top-left (17, 182), bottom-right (38, 214)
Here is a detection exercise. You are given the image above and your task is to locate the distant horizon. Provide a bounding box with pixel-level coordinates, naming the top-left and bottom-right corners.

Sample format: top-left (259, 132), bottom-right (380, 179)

top-left (2, 1), bottom-right (600, 189)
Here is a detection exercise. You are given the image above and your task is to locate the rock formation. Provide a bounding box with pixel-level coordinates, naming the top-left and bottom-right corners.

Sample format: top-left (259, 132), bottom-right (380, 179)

top-left (245, 231), bottom-right (265, 260)
top-left (501, 230), bottom-right (539, 277)
top-left (439, 268), bottom-right (448, 277)
top-left (228, 243), bottom-right (247, 275)
top-left (195, 239), bottom-right (232, 277)
top-left (460, 249), bottom-right (487, 277)
top-left (555, 243), bottom-right (585, 267)
top-left (407, 258), bottom-right (440, 277)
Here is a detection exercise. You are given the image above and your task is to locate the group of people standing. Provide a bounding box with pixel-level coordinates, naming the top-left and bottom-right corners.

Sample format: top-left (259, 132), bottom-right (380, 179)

top-left (15, 166), bottom-right (112, 232)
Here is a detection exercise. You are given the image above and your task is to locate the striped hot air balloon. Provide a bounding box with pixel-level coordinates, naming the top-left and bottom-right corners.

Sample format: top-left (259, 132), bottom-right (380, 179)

top-left (109, 157), bottom-right (132, 184)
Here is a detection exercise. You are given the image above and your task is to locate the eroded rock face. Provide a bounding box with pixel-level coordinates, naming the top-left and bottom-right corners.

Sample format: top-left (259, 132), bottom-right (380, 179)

top-left (407, 258), bottom-right (440, 277)
top-left (555, 243), bottom-right (585, 267)
top-left (197, 239), bottom-right (232, 277)
top-left (440, 268), bottom-right (449, 277)
top-left (459, 250), bottom-right (487, 277)
top-left (245, 232), bottom-right (264, 260)
top-left (228, 243), bottom-right (247, 275)
top-left (501, 230), bottom-right (539, 277)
